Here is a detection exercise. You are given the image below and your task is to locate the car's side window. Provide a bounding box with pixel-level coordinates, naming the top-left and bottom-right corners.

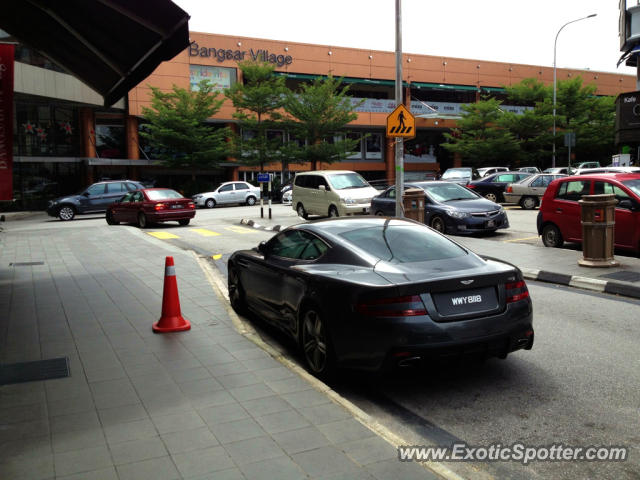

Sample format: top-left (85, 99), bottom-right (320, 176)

top-left (131, 191), bottom-right (144, 202)
top-left (219, 184), bottom-right (234, 193)
top-left (235, 183), bottom-right (249, 190)
top-left (120, 193), bottom-right (133, 203)
top-left (495, 174), bottom-right (516, 183)
top-left (531, 176), bottom-right (545, 187)
top-left (299, 235), bottom-right (329, 261)
top-left (86, 184), bottom-right (105, 195)
top-left (556, 180), bottom-right (590, 201)
top-left (594, 182), bottom-right (631, 204)
top-left (107, 183), bottom-right (126, 193)
top-left (125, 182), bottom-right (138, 191)
top-left (387, 188), bottom-right (396, 199)
top-left (317, 178), bottom-right (330, 190)
top-left (267, 231), bottom-right (309, 259)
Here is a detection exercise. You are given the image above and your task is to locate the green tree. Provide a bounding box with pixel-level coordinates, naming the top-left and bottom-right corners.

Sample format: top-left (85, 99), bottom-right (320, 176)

top-left (225, 61), bottom-right (288, 171)
top-left (140, 80), bottom-right (230, 180)
top-left (442, 98), bottom-right (520, 167)
top-left (283, 76), bottom-right (362, 171)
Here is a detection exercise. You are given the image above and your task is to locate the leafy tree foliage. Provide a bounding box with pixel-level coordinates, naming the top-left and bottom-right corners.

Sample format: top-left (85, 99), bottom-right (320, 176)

top-left (140, 81), bottom-right (230, 179)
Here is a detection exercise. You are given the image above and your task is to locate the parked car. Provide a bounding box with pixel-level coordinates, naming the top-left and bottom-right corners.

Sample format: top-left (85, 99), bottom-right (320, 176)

top-left (292, 170), bottom-right (379, 218)
top-left (192, 181), bottom-right (261, 208)
top-left (370, 181), bottom-right (509, 234)
top-left (537, 173), bottom-right (640, 253)
top-left (517, 167), bottom-right (541, 174)
top-left (46, 180), bottom-right (144, 221)
top-left (106, 188), bottom-right (195, 228)
top-left (543, 167), bottom-right (576, 175)
top-left (477, 166), bottom-right (509, 177)
top-left (466, 171), bottom-right (533, 203)
top-left (574, 161), bottom-right (601, 169)
top-left (228, 217), bottom-right (533, 378)
top-left (281, 189), bottom-right (292, 205)
top-left (503, 173), bottom-right (567, 209)
top-left (440, 167), bottom-right (480, 186)
top-left (575, 166), bottom-right (640, 175)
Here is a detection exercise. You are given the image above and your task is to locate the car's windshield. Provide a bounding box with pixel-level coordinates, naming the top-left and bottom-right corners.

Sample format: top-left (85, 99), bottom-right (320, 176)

top-left (420, 183), bottom-right (478, 202)
top-left (328, 173), bottom-right (370, 190)
top-left (442, 168), bottom-right (471, 180)
top-left (146, 189), bottom-right (183, 200)
top-left (621, 179), bottom-right (640, 198)
top-left (339, 225), bottom-right (466, 264)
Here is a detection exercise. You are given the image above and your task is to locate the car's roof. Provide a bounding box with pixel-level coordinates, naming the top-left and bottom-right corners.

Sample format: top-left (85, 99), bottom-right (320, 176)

top-left (96, 179), bottom-right (139, 184)
top-left (296, 170), bottom-right (357, 175)
top-left (563, 173), bottom-right (640, 180)
top-left (293, 217), bottom-right (421, 235)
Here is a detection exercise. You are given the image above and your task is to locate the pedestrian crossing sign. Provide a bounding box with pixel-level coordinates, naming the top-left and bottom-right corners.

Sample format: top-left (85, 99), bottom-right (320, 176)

top-left (386, 104), bottom-right (415, 138)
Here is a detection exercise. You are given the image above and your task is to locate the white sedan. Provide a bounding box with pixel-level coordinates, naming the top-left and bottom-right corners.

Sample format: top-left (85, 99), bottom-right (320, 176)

top-left (282, 189), bottom-right (292, 205)
top-left (192, 181), bottom-right (261, 208)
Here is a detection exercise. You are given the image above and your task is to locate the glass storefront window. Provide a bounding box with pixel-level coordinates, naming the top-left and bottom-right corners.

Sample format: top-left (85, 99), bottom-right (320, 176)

top-left (365, 133), bottom-right (382, 160)
top-left (14, 102), bottom-right (80, 157)
top-left (96, 117), bottom-right (125, 159)
top-left (190, 65), bottom-right (237, 92)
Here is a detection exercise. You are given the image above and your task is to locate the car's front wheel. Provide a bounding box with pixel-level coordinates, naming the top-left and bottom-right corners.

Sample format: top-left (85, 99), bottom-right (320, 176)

top-left (520, 196), bottom-right (537, 210)
top-left (58, 205), bottom-right (75, 221)
top-left (137, 212), bottom-right (148, 229)
top-left (542, 223), bottom-right (564, 248)
top-left (375, 210), bottom-right (385, 216)
top-left (328, 205), bottom-right (339, 218)
top-left (106, 210), bottom-right (119, 225)
top-left (429, 215), bottom-right (445, 232)
top-left (228, 265), bottom-right (247, 315)
top-left (484, 192), bottom-right (498, 203)
top-left (296, 203), bottom-right (308, 220)
top-left (300, 306), bottom-right (335, 380)
top-left (246, 196), bottom-right (257, 206)
top-left (205, 198), bottom-right (216, 209)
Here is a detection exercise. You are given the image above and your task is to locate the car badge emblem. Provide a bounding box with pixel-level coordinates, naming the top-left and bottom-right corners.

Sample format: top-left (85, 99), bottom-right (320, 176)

top-left (460, 279), bottom-right (474, 285)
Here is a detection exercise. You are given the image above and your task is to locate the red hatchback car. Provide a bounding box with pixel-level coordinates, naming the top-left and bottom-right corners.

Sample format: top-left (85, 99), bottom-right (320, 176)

top-left (537, 173), bottom-right (640, 253)
top-left (106, 188), bottom-right (196, 228)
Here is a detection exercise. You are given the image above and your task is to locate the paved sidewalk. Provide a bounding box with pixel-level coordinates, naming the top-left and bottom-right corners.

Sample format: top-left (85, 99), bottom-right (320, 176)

top-left (0, 223), bottom-right (440, 479)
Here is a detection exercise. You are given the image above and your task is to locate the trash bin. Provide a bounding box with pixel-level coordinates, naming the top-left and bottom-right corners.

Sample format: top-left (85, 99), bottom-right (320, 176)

top-left (402, 188), bottom-right (425, 223)
top-left (578, 194), bottom-right (619, 267)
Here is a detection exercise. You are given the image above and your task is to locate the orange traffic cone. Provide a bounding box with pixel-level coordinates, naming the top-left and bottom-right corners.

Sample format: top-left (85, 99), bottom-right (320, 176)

top-left (153, 256), bottom-right (191, 333)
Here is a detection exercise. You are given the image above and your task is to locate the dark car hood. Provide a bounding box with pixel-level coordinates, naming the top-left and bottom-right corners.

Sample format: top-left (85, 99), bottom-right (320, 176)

top-left (50, 193), bottom-right (81, 204)
top-left (440, 198), bottom-right (501, 212)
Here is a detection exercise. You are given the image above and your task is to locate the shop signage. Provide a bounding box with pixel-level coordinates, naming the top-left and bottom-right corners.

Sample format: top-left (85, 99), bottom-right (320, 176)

top-left (0, 44), bottom-right (14, 201)
top-left (189, 42), bottom-right (293, 67)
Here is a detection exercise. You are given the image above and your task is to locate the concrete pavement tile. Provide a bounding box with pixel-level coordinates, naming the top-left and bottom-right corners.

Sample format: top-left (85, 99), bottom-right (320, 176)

top-left (365, 457), bottom-right (439, 480)
top-left (205, 361), bottom-right (248, 376)
top-left (216, 371), bottom-right (260, 388)
top-left (109, 436), bottom-right (168, 465)
top-left (52, 427), bottom-right (106, 453)
top-left (116, 456), bottom-right (180, 480)
top-left (229, 382), bottom-right (276, 402)
top-left (252, 365), bottom-right (295, 382)
top-left (53, 445), bottom-right (113, 477)
top-left (142, 393), bottom-right (192, 417)
top-left (97, 403), bottom-right (148, 427)
top-left (254, 409), bottom-right (311, 434)
top-left (50, 411), bottom-right (100, 434)
top-left (151, 410), bottom-right (206, 434)
top-left (239, 356), bottom-right (282, 372)
top-left (183, 467), bottom-right (245, 480)
top-left (282, 388), bottom-right (331, 408)
top-left (264, 376), bottom-right (313, 395)
top-left (317, 419), bottom-right (376, 444)
top-left (199, 402), bottom-right (249, 426)
top-left (0, 435), bottom-right (51, 462)
top-left (170, 366), bottom-right (212, 383)
top-left (224, 435), bottom-right (285, 465)
top-left (317, 470), bottom-right (376, 480)
top-left (92, 389), bottom-right (141, 410)
top-left (240, 395), bottom-right (292, 417)
top-left (0, 452), bottom-right (54, 480)
top-left (0, 402), bottom-right (47, 425)
top-left (83, 366), bottom-right (127, 383)
top-left (103, 418), bottom-right (158, 445)
top-left (210, 418), bottom-right (265, 444)
top-left (272, 425), bottom-right (331, 455)
top-left (185, 389), bottom-right (237, 409)
top-left (340, 436), bottom-right (397, 466)
top-left (171, 445), bottom-right (235, 477)
top-left (239, 455), bottom-right (307, 480)
top-left (56, 466), bottom-right (119, 480)
top-left (298, 402), bottom-right (352, 426)
top-left (178, 377), bottom-right (224, 395)
top-left (291, 446), bottom-right (361, 477)
top-left (161, 426), bottom-right (219, 454)
top-left (228, 348), bottom-right (272, 362)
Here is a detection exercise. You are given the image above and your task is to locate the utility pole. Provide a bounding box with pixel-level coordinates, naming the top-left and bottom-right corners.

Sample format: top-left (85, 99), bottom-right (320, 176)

top-left (394, 0), bottom-right (404, 217)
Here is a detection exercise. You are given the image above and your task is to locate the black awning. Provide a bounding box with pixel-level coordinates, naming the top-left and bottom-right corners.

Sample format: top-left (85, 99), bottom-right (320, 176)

top-left (0, 0), bottom-right (190, 106)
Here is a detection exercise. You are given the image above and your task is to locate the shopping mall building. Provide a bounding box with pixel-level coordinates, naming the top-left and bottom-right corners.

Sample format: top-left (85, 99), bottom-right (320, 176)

top-left (5, 31), bottom-right (637, 210)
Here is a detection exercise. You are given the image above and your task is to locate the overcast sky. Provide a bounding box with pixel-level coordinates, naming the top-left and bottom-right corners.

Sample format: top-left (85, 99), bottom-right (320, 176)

top-left (173, 0), bottom-right (637, 76)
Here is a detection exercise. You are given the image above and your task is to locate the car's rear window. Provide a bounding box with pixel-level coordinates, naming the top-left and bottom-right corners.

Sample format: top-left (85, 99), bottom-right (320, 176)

top-left (339, 225), bottom-right (466, 263)
top-left (146, 189), bottom-right (183, 200)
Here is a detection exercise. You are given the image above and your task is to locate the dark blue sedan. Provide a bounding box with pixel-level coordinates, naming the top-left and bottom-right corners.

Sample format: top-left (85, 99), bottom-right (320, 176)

top-left (370, 181), bottom-right (509, 234)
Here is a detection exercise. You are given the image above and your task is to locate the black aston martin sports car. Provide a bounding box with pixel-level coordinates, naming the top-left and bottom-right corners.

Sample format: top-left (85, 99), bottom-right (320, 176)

top-left (228, 217), bottom-right (533, 379)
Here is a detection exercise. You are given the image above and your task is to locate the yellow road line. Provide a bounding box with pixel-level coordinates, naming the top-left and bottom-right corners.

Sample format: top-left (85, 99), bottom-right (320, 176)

top-left (504, 236), bottom-right (539, 243)
top-left (191, 228), bottom-right (221, 237)
top-left (212, 254), bottom-right (222, 260)
top-left (225, 226), bottom-right (259, 234)
top-left (147, 231), bottom-right (180, 239)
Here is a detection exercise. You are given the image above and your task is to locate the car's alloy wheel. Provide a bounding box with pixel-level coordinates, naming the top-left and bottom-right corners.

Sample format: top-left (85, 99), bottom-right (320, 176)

top-left (521, 196), bottom-right (537, 210)
top-left (205, 198), bottom-right (216, 208)
top-left (137, 212), bottom-right (147, 228)
top-left (58, 206), bottom-right (75, 221)
top-left (542, 224), bottom-right (563, 248)
top-left (228, 266), bottom-right (247, 315)
top-left (484, 192), bottom-right (498, 203)
top-left (297, 203), bottom-right (308, 219)
top-left (106, 210), bottom-right (118, 225)
top-left (430, 215), bottom-right (445, 232)
top-left (246, 196), bottom-right (256, 206)
top-left (328, 205), bottom-right (339, 218)
top-left (301, 307), bottom-right (334, 378)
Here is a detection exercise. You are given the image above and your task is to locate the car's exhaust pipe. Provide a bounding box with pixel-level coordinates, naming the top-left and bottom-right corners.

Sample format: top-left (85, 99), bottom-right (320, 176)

top-left (397, 356), bottom-right (422, 367)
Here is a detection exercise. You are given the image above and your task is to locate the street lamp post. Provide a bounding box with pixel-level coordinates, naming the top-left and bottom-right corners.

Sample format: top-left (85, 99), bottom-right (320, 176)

top-left (552, 13), bottom-right (597, 169)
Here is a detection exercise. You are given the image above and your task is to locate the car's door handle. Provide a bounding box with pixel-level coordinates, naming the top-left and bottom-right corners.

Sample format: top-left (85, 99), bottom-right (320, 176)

top-left (555, 208), bottom-right (563, 213)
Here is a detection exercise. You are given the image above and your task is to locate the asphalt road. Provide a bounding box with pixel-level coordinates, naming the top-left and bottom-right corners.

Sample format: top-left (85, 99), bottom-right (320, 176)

top-left (11, 205), bottom-right (640, 480)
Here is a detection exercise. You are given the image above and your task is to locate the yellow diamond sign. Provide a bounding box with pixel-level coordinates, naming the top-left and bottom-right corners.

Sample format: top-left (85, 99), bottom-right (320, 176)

top-left (386, 104), bottom-right (415, 138)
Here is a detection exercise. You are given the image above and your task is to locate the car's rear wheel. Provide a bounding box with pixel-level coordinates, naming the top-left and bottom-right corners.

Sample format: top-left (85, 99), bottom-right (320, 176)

top-left (205, 198), bottom-right (216, 208)
top-left (429, 215), bottom-right (445, 232)
top-left (375, 210), bottom-right (385, 216)
top-left (484, 192), bottom-right (498, 203)
top-left (246, 196), bottom-right (256, 206)
top-left (300, 306), bottom-right (335, 380)
top-left (328, 205), bottom-right (339, 218)
top-left (58, 205), bottom-right (75, 221)
top-left (178, 219), bottom-right (190, 226)
top-left (228, 265), bottom-right (247, 315)
top-left (296, 203), bottom-right (308, 220)
top-left (106, 210), bottom-right (118, 225)
top-left (137, 212), bottom-right (147, 229)
top-left (542, 224), bottom-right (563, 248)
top-left (521, 196), bottom-right (537, 210)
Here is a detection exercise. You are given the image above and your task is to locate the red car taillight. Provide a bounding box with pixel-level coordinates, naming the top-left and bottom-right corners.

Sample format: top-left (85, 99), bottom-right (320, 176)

top-left (356, 295), bottom-right (427, 317)
top-left (188, 202), bottom-right (195, 209)
top-left (154, 203), bottom-right (166, 211)
top-left (506, 186), bottom-right (513, 193)
top-left (466, 184), bottom-right (476, 189)
top-left (506, 280), bottom-right (529, 303)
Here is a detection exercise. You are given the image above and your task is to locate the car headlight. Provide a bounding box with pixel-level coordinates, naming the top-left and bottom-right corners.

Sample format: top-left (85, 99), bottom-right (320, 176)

top-left (341, 197), bottom-right (357, 204)
top-left (445, 209), bottom-right (469, 219)
top-left (192, 195), bottom-right (202, 199)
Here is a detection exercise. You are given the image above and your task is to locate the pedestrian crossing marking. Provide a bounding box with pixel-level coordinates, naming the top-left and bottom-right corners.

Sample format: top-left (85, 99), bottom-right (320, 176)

top-left (191, 228), bottom-right (221, 237)
top-left (212, 254), bottom-right (222, 260)
top-left (224, 226), bottom-right (259, 234)
top-left (388, 125), bottom-right (413, 134)
top-left (147, 231), bottom-right (180, 239)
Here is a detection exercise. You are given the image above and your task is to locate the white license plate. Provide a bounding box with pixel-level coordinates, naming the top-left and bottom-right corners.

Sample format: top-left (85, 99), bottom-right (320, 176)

top-left (171, 204), bottom-right (182, 209)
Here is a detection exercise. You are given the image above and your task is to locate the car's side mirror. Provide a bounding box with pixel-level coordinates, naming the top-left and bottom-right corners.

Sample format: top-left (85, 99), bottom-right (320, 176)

top-left (618, 199), bottom-right (635, 210)
top-left (82, 191), bottom-right (90, 197)
top-left (319, 185), bottom-right (326, 191)
top-left (257, 241), bottom-right (267, 255)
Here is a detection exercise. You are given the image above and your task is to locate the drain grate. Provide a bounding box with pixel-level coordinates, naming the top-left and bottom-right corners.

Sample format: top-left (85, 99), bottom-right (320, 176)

top-left (599, 271), bottom-right (640, 283)
top-left (0, 357), bottom-right (69, 385)
top-left (9, 261), bottom-right (45, 267)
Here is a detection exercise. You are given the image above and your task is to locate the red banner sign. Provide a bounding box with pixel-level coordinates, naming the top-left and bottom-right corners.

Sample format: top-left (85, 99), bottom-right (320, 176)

top-left (0, 44), bottom-right (14, 201)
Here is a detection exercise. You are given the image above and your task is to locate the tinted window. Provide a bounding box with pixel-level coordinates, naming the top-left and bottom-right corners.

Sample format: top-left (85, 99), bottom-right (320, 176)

top-left (339, 225), bottom-right (466, 264)
top-left (86, 184), bottom-right (105, 195)
top-left (621, 179), bottom-right (640, 198)
top-left (125, 182), bottom-right (138, 191)
top-left (146, 189), bottom-right (183, 200)
top-left (294, 175), bottom-right (307, 187)
top-left (317, 177), bottom-right (330, 190)
top-left (556, 180), bottom-right (590, 201)
top-left (422, 182), bottom-right (477, 201)
top-left (219, 184), bottom-right (234, 192)
top-left (106, 182), bottom-right (126, 193)
top-left (235, 183), bottom-right (249, 190)
top-left (120, 193), bottom-right (134, 203)
top-left (131, 191), bottom-right (144, 202)
top-left (267, 230), bottom-right (328, 260)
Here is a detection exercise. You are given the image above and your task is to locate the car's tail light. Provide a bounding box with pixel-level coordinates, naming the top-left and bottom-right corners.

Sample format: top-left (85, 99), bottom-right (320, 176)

top-left (188, 202), bottom-right (195, 209)
top-left (356, 295), bottom-right (427, 317)
top-left (506, 280), bottom-right (529, 303)
top-left (506, 186), bottom-right (513, 193)
top-left (154, 203), bottom-right (166, 211)
top-left (466, 184), bottom-right (476, 189)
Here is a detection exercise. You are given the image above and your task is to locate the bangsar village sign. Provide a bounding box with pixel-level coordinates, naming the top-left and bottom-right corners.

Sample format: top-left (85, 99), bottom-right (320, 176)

top-left (189, 42), bottom-right (293, 67)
